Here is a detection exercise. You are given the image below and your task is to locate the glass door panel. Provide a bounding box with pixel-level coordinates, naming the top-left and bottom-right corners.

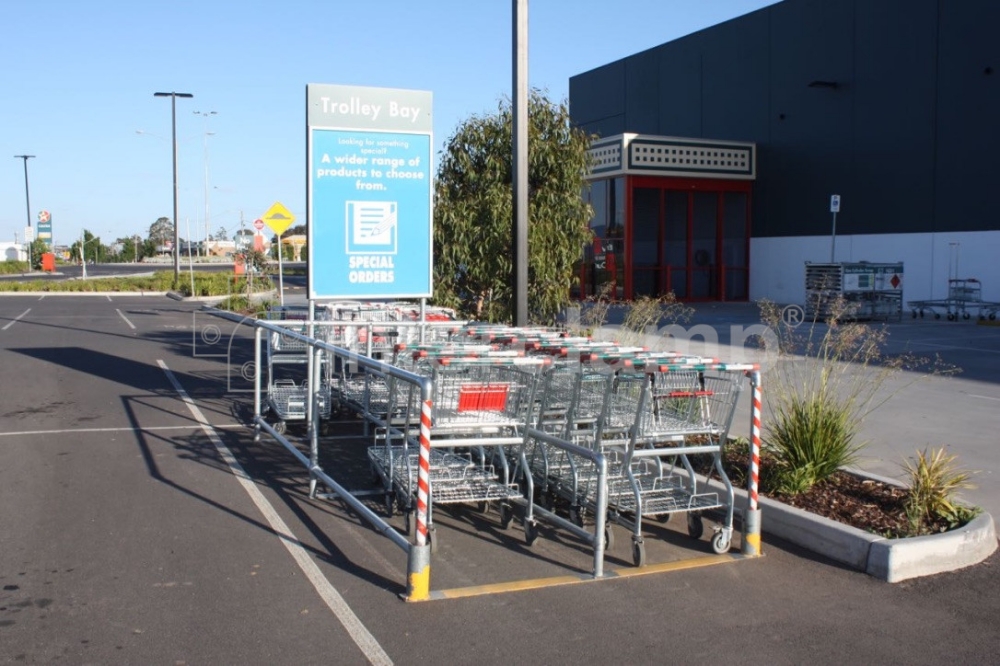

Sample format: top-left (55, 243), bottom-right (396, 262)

top-left (632, 187), bottom-right (661, 297)
top-left (691, 191), bottom-right (718, 299)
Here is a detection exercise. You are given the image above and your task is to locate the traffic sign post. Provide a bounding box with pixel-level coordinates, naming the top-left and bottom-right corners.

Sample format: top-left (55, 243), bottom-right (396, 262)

top-left (260, 201), bottom-right (297, 306)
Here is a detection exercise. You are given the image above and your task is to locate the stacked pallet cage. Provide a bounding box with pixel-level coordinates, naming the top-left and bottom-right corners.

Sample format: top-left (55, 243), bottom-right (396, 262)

top-left (805, 262), bottom-right (904, 321)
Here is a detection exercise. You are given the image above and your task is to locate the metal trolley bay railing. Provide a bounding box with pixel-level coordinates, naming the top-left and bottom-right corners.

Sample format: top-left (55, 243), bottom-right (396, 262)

top-left (226, 307), bottom-right (763, 601)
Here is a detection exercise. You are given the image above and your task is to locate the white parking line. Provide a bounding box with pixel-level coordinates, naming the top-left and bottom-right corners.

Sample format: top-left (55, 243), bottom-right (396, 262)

top-left (117, 308), bottom-right (136, 330)
top-left (0, 424), bottom-right (245, 438)
top-left (157, 359), bottom-right (392, 666)
top-left (106, 295), bottom-right (113, 302)
top-left (970, 394), bottom-right (1000, 402)
top-left (38, 295), bottom-right (45, 301)
top-left (2, 308), bottom-right (31, 331)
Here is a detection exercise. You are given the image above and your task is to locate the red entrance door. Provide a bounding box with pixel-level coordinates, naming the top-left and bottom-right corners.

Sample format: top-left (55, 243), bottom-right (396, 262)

top-left (626, 177), bottom-right (750, 301)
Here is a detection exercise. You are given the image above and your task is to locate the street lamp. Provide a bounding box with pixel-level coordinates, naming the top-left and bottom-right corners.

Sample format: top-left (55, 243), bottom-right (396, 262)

top-left (154, 91), bottom-right (193, 280)
top-left (193, 110), bottom-right (217, 260)
top-left (13, 154), bottom-right (35, 268)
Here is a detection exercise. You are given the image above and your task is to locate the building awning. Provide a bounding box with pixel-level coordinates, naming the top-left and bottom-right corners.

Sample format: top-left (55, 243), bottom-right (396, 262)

top-left (588, 133), bottom-right (756, 181)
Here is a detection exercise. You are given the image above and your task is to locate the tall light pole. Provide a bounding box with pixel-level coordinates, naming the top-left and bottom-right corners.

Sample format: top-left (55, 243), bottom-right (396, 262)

top-left (512, 0), bottom-right (529, 325)
top-left (14, 154), bottom-right (35, 268)
top-left (194, 110), bottom-right (216, 260)
top-left (154, 91), bottom-right (193, 279)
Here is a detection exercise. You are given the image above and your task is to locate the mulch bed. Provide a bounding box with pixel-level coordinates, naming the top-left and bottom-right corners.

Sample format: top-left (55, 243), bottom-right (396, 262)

top-left (715, 449), bottom-right (953, 539)
top-left (770, 470), bottom-right (911, 538)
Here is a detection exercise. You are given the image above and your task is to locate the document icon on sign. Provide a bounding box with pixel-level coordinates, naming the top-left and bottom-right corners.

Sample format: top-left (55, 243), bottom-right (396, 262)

top-left (346, 201), bottom-right (397, 254)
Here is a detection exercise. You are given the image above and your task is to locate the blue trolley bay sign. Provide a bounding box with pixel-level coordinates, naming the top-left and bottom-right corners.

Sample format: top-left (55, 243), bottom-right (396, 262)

top-left (307, 83), bottom-right (433, 299)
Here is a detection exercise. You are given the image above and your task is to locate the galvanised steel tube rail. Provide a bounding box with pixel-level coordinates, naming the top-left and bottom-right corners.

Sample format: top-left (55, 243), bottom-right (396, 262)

top-left (240, 315), bottom-right (435, 601)
top-left (520, 425), bottom-right (610, 578)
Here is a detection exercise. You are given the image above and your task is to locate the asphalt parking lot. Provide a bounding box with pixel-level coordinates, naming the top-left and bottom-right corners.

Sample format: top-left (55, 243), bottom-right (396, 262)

top-left (2, 294), bottom-right (999, 665)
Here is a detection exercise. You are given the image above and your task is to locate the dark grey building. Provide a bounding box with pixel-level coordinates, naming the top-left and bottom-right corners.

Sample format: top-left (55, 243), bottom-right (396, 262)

top-left (570, 0), bottom-right (1000, 304)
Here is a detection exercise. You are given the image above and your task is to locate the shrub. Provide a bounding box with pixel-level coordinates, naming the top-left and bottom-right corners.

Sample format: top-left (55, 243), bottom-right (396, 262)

top-left (757, 298), bottom-right (956, 496)
top-left (901, 447), bottom-right (979, 535)
top-left (572, 285), bottom-right (693, 347)
top-left (0, 260), bottom-right (30, 275)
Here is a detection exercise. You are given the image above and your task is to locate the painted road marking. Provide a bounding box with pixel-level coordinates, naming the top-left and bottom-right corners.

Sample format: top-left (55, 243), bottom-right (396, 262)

top-left (157, 359), bottom-right (392, 666)
top-left (0, 424), bottom-right (245, 438)
top-left (969, 394), bottom-right (1000, 402)
top-left (429, 553), bottom-right (743, 601)
top-left (2, 308), bottom-right (31, 331)
top-left (106, 295), bottom-right (113, 302)
top-left (910, 341), bottom-right (1000, 355)
top-left (38, 295), bottom-right (45, 301)
top-left (117, 308), bottom-right (137, 329)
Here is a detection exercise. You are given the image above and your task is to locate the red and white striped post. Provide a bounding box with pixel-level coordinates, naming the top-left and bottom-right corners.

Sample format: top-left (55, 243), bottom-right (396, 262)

top-left (742, 370), bottom-right (763, 556)
top-left (405, 398), bottom-right (433, 601)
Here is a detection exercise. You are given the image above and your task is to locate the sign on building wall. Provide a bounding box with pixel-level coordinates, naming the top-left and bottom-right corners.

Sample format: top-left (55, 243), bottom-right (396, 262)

top-left (306, 83), bottom-right (433, 299)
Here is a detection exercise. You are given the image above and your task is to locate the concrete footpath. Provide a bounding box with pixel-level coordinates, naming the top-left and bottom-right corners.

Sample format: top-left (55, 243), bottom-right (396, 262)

top-left (593, 301), bottom-right (1000, 522)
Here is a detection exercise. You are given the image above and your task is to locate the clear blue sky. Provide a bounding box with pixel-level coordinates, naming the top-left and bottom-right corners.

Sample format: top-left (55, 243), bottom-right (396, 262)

top-left (2, 0), bottom-right (778, 247)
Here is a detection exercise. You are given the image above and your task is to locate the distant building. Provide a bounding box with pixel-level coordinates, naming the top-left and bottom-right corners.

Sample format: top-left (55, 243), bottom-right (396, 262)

top-left (570, 0), bottom-right (1000, 304)
top-left (1, 242), bottom-right (27, 263)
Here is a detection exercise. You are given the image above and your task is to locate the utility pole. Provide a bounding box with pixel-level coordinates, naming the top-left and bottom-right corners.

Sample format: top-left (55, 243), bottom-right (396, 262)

top-left (511, 0), bottom-right (529, 326)
top-left (154, 91), bottom-right (193, 280)
top-left (194, 110), bottom-right (216, 261)
top-left (14, 155), bottom-right (35, 269)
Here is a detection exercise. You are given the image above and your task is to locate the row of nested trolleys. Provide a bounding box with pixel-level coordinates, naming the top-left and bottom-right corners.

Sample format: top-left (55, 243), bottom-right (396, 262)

top-left (352, 321), bottom-right (751, 566)
top-left (261, 302), bottom-right (459, 432)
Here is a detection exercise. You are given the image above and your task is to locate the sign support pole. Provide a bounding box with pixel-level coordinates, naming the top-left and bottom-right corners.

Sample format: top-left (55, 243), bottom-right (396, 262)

top-left (830, 211), bottom-right (838, 263)
top-left (829, 194), bottom-right (841, 263)
top-left (277, 231), bottom-right (285, 306)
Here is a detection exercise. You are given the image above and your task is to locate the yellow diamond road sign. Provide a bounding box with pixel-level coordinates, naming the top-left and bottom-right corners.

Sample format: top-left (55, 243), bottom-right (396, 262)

top-left (262, 201), bottom-right (296, 235)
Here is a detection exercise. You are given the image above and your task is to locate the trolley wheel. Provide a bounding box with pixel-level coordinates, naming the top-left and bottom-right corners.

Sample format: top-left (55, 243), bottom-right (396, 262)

top-left (911, 310), bottom-right (918, 319)
top-left (524, 520), bottom-right (539, 547)
top-left (476, 501), bottom-right (490, 515)
top-left (499, 503), bottom-right (514, 530)
top-left (405, 510), bottom-right (416, 536)
top-left (632, 539), bottom-right (646, 567)
top-left (569, 506), bottom-right (584, 528)
top-left (934, 313), bottom-right (941, 320)
top-left (711, 531), bottom-right (731, 554)
top-left (991, 313), bottom-right (997, 321)
top-left (947, 313), bottom-right (956, 321)
top-left (272, 420), bottom-right (287, 435)
top-left (428, 527), bottom-right (439, 554)
top-left (687, 514), bottom-right (704, 540)
top-left (603, 525), bottom-right (616, 552)
top-left (656, 512), bottom-right (671, 524)
top-left (919, 310), bottom-right (925, 318)
top-left (384, 493), bottom-right (395, 518)
top-left (963, 312), bottom-right (971, 320)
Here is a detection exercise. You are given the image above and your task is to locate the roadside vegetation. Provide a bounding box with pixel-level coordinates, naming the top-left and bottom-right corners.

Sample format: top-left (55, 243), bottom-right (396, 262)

top-left (0, 269), bottom-right (272, 297)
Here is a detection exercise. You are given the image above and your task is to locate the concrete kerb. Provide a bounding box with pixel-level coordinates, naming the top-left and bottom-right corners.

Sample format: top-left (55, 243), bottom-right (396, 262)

top-left (0, 291), bottom-right (169, 297)
top-left (704, 474), bottom-right (997, 582)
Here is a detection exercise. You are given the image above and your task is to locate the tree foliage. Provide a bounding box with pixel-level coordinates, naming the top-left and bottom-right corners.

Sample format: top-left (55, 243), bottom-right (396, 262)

top-left (148, 217), bottom-right (174, 245)
top-left (433, 90), bottom-right (594, 323)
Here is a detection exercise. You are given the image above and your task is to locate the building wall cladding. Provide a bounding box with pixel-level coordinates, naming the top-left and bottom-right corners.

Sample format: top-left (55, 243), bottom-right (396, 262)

top-left (569, 0), bottom-right (1000, 239)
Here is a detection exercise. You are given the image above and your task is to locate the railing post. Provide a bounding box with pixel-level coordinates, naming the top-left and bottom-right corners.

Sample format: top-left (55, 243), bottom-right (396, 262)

top-left (309, 345), bottom-right (322, 499)
top-left (253, 326), bottom-right (262, 443)
top-left (742, 370), bottom-right (763, 556)
top-left (592, 453), bottom-right (608, 578)
top-left (405, 392), bottom-right (433, 602)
